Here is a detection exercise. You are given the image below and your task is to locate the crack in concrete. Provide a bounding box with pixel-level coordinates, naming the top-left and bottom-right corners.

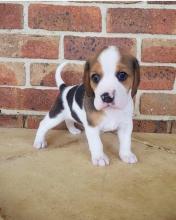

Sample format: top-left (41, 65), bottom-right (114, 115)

top-left (46, 138), bottom-right (80, 150)
top-left (1, 135), bottom-right (175, 166)
top-left (0, 139), bottom-right (81, 165)
top-left (132, 137), bottom-right (176, 155)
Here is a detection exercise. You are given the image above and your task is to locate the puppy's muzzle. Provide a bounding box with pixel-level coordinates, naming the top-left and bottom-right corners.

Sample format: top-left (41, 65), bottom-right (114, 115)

top-left (101, 92), bottom-right (114, 103)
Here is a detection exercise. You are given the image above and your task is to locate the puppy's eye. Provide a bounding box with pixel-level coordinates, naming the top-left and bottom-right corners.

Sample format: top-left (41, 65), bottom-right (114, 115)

top-left (91, 73), bottom-right (101, 84)
top-left (116, 71), bottom-right (128, 81)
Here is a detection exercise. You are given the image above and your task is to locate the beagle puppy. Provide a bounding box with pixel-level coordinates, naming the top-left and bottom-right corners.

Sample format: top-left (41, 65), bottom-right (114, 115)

top-left (33, 46), bottom-right (140, 166)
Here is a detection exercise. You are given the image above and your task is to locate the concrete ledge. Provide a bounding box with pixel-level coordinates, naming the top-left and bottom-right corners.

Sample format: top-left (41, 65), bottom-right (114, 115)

top-left (0, 128), bottom-right (176, 220)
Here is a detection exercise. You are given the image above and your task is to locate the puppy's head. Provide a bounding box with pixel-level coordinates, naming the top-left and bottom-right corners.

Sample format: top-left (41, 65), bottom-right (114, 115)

top-left (83, 46), bottom-right (140, 111)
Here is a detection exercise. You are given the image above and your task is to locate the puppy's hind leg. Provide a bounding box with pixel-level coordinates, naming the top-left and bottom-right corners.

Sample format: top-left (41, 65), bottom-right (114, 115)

top-left (65, 119), bottom-right (81, 135)
top-left (33, 112), bottom-right (64, 149)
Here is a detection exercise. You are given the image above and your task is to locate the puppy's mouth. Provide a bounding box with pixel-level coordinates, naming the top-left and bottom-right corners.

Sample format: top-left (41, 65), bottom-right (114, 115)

top-left (98, 102), bottom-right (118, 110)
top-left (103, 103), bottom-right (117, 109)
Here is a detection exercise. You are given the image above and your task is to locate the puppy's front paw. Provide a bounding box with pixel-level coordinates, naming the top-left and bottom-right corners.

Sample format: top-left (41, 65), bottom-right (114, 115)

top-left (92, 153), bottom-right (110, 167)
top-left (119, 152), bottom-right (138, 164)
top-left (33, 139), bottom-right (47, 149)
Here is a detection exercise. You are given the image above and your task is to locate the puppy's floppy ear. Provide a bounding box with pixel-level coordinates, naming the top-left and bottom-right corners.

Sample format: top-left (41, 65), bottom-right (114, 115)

top-left (83, 60), bottom-right (94, 97)
top-left (131, 57), bottom-right (140, 98)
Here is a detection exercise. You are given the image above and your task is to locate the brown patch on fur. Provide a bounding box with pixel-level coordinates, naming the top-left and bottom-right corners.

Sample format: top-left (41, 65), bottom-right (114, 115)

top-left (83, 47), bottom-right (107, 97)
top-left (83, 49), bottom-right (106, 126)
top-left (116, 63), bottom-right (133, 92)
top-left (84, 95), bottom-right (104, 127)
top-left (118, 54), bottom-right (140, 97)
top-left (90, 61), bottom-right (103, 91)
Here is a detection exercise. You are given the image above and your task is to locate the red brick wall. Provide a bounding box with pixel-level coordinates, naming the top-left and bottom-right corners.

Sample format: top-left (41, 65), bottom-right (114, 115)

top-left (0, 1), bottom-right (175, 133)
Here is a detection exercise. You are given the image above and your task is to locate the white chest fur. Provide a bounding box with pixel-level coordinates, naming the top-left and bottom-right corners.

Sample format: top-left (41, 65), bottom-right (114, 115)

top-left (99, 99), bottom-right (134, 132)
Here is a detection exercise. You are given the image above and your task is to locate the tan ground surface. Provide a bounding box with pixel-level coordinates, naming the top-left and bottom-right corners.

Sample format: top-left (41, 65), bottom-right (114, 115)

top-left (0, 128), bottom-right (176, 220)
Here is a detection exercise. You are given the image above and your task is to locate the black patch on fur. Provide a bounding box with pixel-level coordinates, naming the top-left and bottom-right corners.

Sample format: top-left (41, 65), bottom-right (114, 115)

top-left (60, 83), bottom-right (67, 93)
top-left (75, 84), bottom-right (85, 109)
top-left (49, 84), bottom-right (66, 118)
top-left (67, 85), bottom-right (82, 124)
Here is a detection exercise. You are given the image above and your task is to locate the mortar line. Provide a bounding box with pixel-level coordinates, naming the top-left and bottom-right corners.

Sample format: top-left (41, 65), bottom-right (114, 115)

top-left (1, 83), bottom-right (176, 94)
top-left (0, 57), bottom-right (175, 67)
top-left (24, 61), bottom-right (31, 86)
top-left (5, 1), bottom-right (176, 9)
top-left (0, 29), bottom-right (176, 39)
top-left (0, 109), bottom-right (47, 116)
top-left (23, 1), bottom-right (29, 31)
top-left (1, 109), bottom-right (176, 121)
top-left (134, 90), bottom-right (141, 116)
top-left (59, 35), bottom-right (65, 60)
top-left (173, 78), bottom-right (176, 90)
top-left (100, 5), bottom-right (107, 34)
top-left (136, 37), bottom-right (142, 62)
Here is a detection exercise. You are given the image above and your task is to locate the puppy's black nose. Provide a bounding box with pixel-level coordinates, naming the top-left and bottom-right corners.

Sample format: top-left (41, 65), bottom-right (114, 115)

top-left (101, 93), bottom-right (114, 103)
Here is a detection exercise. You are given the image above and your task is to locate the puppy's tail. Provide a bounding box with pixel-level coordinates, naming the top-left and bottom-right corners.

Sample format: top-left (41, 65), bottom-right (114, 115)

top-left (55, 62), bottom-right (69, 88)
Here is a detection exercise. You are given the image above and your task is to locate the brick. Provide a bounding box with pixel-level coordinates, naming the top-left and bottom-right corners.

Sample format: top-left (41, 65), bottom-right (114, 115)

top-left (133, 120), bottom-right (169, 133)
top-left (0, 115), bottom-right (23, 128)
top-left (0, 34), bottom-right (59, 59)
top-left (25, 115), bottom-right (43, 129)
top-left (30, 63), bottom-right (57, 87)
top-left (171, 121), bottom-right (176, 133)
top-left (0, 62), bottom-right (25, 86)
top-left (0, 4), bottom-right (23, 29)
top-left (142, 39), bottom-right (176, 63)
top-left (0, 88), bottom-right (18, 110)
top-left (22, 89), bottom-right (58, 111)
top-left (140, 93), bottom-right (176, 116)
top-left (64, 36), bottom-right (136, 60)
top-left (140, 66), bottom-right (176, 90)
top-left (107, 8), bottom-right (176, 34)
top-left (29, 4), bottom-right (101, 32)
top-left (30, 63), bottom-right (84, 87)
top-left (0, 88), bottom-right (58, 111)
top-left (25, 115), bottom-right (66, 130)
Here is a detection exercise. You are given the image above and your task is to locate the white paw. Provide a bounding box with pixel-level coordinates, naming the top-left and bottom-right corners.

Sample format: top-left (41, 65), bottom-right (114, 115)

top-left (119, 152), bottom-right (138, 164)
top-left (91, 153), bottom-right (110, 167)
top-left (68, 127), bottom-right (81, 135)
top-left (33, 139), bottom-right (47, 149)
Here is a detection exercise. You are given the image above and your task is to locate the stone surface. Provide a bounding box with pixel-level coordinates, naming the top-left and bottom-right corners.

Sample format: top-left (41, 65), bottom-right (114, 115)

top-left (29, 4), bottom-right (101, 32)
top-left (0, 128), bottom-right (176, 220)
